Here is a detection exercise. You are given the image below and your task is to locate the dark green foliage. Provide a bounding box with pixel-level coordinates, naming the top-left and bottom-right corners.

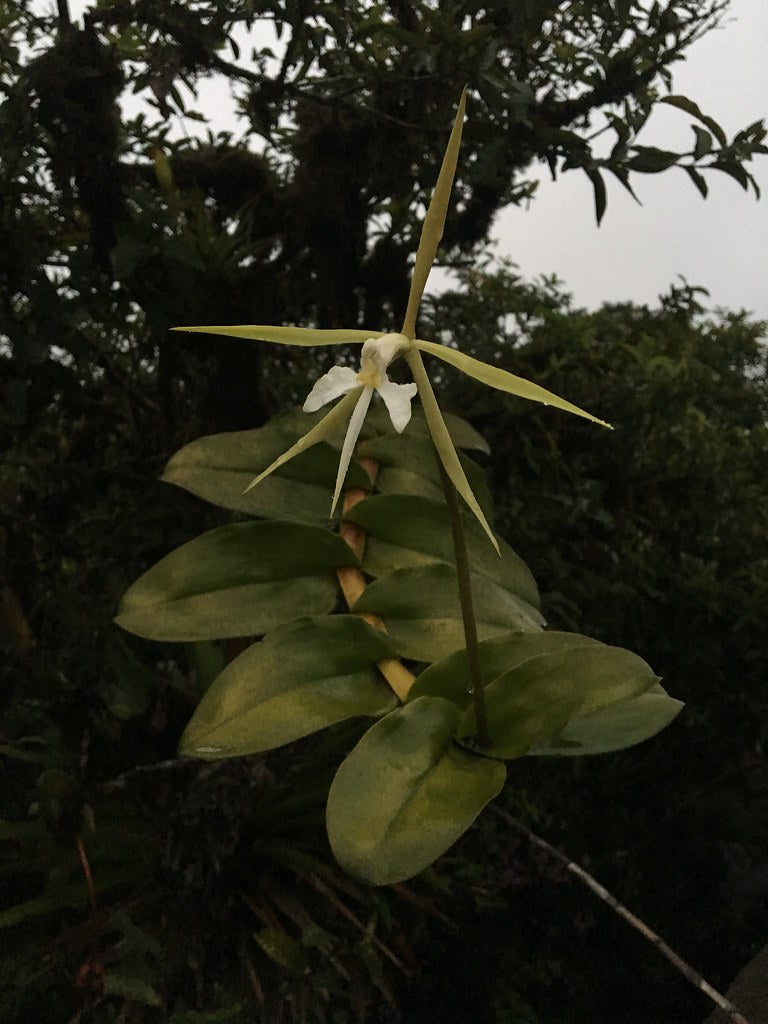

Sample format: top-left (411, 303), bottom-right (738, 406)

top-left (422, 267), bottom-right (768, 1021)
top-left (3, 275), bottom-right (766, 1020)
top-left (24, 19), bottom-right (125, 263)
top-left (2, 2), bottom-right (767, 1021)
top-left (3, 1), bottom-right (765, 434)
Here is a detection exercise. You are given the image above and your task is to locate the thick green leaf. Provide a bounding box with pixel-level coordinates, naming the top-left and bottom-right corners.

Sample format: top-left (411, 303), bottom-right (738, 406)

top-left (431, 410), bottom-right (491, 454)
top-left (529, 684), bottom-right (683, 755)
top-left (344, 494), bottom-right (539, 608)
top-left (116, 523), bottom-right (356, 641)
top-left (353, 565), bottom-right (543, 662)
top-left (359, 431), bottom-right (493, 515)
top-left (381, 407), bottom-right (490, 454)
top-left (327, 696), bottom-right (505, 885)
top-left (172, 325), bottom-right (380, 346)
top-left (372, 464), bottom-right (444, 503)
top-left (162, 424), bottom-right (370, 522)
top-left (460, 644), bottom-right (659, 759)
top-left (409, 631), bottom-right (603, 708)
top-left (414, 340), bottom-right (611, 428)
top-left (180, 616), bottom-right (396, 758)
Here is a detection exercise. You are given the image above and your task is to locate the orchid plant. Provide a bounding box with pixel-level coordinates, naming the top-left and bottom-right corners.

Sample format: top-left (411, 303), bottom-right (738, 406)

top-left (172, 90), bottom-right (609, 552)
top-left (117, 90), bottom-right (681, 886)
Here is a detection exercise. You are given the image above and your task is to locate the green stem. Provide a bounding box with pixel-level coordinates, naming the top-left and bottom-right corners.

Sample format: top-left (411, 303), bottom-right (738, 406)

top-left (435, 457), bottom-right (490, 747)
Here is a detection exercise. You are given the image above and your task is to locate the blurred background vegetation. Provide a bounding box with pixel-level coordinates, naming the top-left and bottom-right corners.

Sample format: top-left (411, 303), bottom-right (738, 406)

top-left (1, 2), bottom-right (766, 1021)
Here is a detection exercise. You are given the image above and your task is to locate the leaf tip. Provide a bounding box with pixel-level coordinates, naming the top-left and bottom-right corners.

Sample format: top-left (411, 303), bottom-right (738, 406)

top-left (191, 745), bottom-right (227, 757)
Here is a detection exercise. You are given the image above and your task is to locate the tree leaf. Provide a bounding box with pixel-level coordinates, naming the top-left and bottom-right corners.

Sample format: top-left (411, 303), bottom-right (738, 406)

top-left (409, 631), bottom-right (603, 708)
top-left (0, 868), bottom-right (138, 929)
top-left (326, 697), bottom-right (505, 885)
top-left (691, 125), bottom-right (712, 159)
top-left (414, 340), bottom-right (611, 428)
top-left (459, 644), bottom-right (660, 758)
top-left (103, 973), bottom-right (162, 1008)
top-left (353, 564), bottom-right (543, 662)
top-left (528, 684), bottom-right (683, 755)
top-left (628, 146), bottom-right (682, 174)
top-left (684, 165), bottom-right (708, 199)
top-left (254, 928), bottom-right (307, 972)
top-left (587, 167), bottom-right (607, 225)
top-left (659, 95), bottom-right (727, 145)
top-left (179, 616), bottom-right (396, 758)
top-left (607, 165), bottom-right (642, 203)
top-left (344, 494), bottom-right (539, 608)
top-left (115, 523), bottom-right (356, 641)
top-left (711, 160), bottom-right (751, 192)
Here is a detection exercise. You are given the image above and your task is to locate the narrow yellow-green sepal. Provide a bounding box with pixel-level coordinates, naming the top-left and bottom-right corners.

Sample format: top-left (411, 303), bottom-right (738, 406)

top-left (243, 388), bottom-right (362, 494)
top-left (172, 325), bottom-right (381, 347)
top-left (402, 88), bottom-right (468, 339)
top-left (415, 340), bottom-right (613, 429)
top-left (405, 349), bottom-right (499, 554)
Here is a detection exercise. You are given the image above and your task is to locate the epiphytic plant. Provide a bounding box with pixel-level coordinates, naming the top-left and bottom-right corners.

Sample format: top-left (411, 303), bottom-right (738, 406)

top-left (117, 91), bottom-right (681, 886)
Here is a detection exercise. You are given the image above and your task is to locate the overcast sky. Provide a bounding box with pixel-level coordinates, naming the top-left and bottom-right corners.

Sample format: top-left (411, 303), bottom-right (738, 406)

top-left (493, 0), bottom-right (768, 320)
top-left (64, 0), bottom-right (768, 321)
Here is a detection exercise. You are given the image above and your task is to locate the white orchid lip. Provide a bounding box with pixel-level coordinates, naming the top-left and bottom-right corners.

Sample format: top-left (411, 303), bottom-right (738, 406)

top-left (302, 333), bottom-right (416, 512)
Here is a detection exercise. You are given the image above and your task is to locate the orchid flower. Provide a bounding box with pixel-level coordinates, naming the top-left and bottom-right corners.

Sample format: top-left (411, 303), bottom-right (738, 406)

top-left (303, 333), bottom-right (417, 512)
top-left (174, 89), bottom-right (611, 552)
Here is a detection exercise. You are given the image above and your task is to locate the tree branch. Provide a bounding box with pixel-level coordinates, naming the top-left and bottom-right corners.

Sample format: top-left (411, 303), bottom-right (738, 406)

top-left (491, 805), bottom-right (752, 1024)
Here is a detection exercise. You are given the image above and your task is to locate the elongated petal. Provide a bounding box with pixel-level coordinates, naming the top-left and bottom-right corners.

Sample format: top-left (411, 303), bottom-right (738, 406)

top-left (376, 376), bottom-right (417, 433)
top-left (331, 388), bottom-right (374, 514)
top-left (405, 349), bottom-right (499, 554)
top-left (415, 340), bottom-right (612, 428)
top-left (243, 387), bottom-right (362, 494)
top-left (304, 365), bottom-right (359, 412)
top-left (171, 325), bottom-right (381, 346)
top-left (402, 88), bottom-right (467, 338)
